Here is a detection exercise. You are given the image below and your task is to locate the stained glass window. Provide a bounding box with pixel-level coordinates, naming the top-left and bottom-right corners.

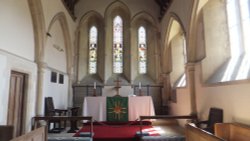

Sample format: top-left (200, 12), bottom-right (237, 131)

top-left (89, 26), bottom-right (98, 74)
top-left (113, 16), bottom-right (123, 73)
top-left (138, 26), bottom-right (147, 74)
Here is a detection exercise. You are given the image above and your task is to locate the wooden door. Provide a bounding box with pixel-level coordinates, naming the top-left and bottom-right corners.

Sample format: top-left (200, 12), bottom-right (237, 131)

top-left (7, 71), bottom-right (26, 137)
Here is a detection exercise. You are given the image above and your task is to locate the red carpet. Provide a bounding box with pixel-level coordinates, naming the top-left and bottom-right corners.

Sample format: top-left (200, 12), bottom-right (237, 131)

top-left (74, 122), bottom-right (160, 141)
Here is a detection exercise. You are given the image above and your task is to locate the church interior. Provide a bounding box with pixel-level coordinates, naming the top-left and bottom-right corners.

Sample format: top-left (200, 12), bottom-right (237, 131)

top-left (1, 0), bottom-right (250, 141)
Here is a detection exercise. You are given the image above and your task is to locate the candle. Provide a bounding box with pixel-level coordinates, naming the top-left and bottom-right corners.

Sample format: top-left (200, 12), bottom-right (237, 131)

top-left (139, 82), bottom-right (141, 89)
top-left (94, 82), bottom-right (96, 89)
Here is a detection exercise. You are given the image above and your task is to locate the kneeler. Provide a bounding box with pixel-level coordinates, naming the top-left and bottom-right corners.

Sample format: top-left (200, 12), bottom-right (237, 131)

top-left (106, 96), bottom-right (128, 122)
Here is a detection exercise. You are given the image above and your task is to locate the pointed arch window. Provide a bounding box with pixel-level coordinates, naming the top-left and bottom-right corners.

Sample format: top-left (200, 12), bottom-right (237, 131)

top-left (89, 26), bottom-right (98, 74)
top-left (113, 16), bottom-right (123, 73)
top-left (138, 26), bottom-right (147, 74)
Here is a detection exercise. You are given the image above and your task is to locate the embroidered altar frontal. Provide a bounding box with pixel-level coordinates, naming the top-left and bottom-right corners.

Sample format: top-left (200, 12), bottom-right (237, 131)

top-left (106, 97), bottom-right (128, 122)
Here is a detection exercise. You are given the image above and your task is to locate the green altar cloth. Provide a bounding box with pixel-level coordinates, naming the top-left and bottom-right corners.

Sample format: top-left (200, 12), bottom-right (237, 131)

top-left (106, 96), bottom-right (128, 122)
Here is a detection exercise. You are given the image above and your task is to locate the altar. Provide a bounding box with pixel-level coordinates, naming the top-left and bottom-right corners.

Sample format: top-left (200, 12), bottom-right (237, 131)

top-left (83, 96), bottom-right (155, 121)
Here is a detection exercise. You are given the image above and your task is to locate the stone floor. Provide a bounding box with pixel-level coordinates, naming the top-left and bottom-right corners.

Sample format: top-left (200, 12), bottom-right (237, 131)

top-left (48, 119), bottom-right (185, 138)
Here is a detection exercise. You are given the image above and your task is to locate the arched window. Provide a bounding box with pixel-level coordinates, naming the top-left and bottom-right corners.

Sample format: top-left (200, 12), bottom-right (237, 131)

top-left (113, 16), bottom-right (123, 74)
top-left (225, 0), bottom-right (250, 81)
top-left (138, 26), bottom-right (147, 74)
top-left (175, 34), bottom-right (187, 87)
top-left (89, 26), bottom-right (98, 74)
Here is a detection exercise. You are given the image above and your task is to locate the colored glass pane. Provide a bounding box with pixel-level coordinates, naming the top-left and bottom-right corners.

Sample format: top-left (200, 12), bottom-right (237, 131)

top-left (138, 26), bottom-right (147, 74)
top-left (89, 26), bottom-right (98, 74)
top-left (113, 16), bottom-right (123, 73)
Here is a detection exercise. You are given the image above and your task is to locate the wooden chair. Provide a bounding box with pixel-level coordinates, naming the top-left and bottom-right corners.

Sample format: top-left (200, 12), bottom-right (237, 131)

top-left (44, 97), bottom-right (68, 133)
top-left (196, 108), bottom-right (223, 134)
top-left (0, 125), bottom-right (13, 141)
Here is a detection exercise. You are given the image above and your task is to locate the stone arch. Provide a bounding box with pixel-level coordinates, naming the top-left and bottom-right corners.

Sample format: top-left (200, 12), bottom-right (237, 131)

top-left (47, 12), bottom-right (73, 74)
top-left (187, 0), bottom-right (208, 62)
top-left (28, 0), bottom-right (46, 115)
top-left (104, 0), bottom-right (131, 84)
top-left (130, 12), bottom-right (160, 83)
top-left (46, 12), bottom-right (74, 107)
top-left (76, 11), bottom-right (105, 83)
top-left (163, 14), bottom-right (185, 74)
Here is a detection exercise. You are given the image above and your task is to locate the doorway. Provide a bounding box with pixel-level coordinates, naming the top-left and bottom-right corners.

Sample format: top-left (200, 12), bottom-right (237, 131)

top-left (7, 71), bottom-right (27, 137)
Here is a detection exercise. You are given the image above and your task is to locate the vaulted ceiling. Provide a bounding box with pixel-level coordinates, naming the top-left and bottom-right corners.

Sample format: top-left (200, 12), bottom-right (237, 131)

top-left (62, 0), bottom-right (172, 21)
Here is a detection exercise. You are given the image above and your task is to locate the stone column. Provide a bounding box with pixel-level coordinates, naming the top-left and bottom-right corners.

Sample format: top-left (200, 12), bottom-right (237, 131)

top-left (161, 73), bottom-right (171, 105)
top-left (67, 72), bottom-right (73, 107)
top-left (36, 61), bottom-right (47, 115)
top-left (186, 63), bottom-right (197, 115)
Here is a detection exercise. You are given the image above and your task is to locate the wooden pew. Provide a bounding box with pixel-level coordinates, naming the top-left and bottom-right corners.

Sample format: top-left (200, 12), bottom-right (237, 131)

top-left (10, 126), bottom-right (47, 141)
top-left (186, 123), bottom-right (224, 141)
top-left (0, 125), bottom-right (13, 141)
top-left (215, 123), bottom-right (250, 141)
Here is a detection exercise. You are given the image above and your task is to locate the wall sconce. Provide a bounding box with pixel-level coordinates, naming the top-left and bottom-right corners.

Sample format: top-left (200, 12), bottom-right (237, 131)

top-left (53, 44), bottom-right (64, 52)
top-left (46, 32), bottom-right (52, 37)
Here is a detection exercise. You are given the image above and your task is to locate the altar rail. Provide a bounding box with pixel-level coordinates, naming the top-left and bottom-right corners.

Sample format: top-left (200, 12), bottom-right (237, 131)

top-left (32, 116), bottom-right (93, 135)
top-left (72, 84), bottom-right (165, 115)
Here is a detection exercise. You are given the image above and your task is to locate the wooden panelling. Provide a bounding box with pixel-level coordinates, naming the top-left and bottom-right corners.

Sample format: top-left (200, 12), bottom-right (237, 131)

top-left (215, 123), bottom-right (250, 141)
top-left (186, 123), bottom-right (223, 141)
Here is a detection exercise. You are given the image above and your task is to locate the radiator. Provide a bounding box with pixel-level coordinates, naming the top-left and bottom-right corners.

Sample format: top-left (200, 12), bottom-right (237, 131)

top-left (141, 135), bottom-right (185, 141)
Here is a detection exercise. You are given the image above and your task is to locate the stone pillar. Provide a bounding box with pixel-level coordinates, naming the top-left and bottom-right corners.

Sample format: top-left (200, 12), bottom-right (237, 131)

top-left (186, 63), bottom-right (197, 115)
top-left (161, 73), bottom-right (171, 106)
top-left (36, 61), bottom-right (47, 115)
top-left (67, 72), bottom-right (73, 107)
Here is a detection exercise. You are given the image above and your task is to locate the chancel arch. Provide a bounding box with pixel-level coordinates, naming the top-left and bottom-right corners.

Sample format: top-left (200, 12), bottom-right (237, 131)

top-left (27, 0), bottom-right (46, 117)
top-left (43, 12), bottom-right (73, 111)
top-left (130, 12), bottom-right (159, 84)
top-left (77, 11), bottom-right (105, 84)
top-left (104, 1), bottom-right (131, 84)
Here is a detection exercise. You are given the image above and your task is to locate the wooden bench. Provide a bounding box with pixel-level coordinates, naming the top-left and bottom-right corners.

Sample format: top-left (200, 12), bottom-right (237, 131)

top-left (185, 123), bottom-right (224, 141)
top-left (0, 125), bottom-right (13, 141)
top-left (10, 126), bottom-right (47, 141)
top-left (215, 123), bottom-right (250, 141)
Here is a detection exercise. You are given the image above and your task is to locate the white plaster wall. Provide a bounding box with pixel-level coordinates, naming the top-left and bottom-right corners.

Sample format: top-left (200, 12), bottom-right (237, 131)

top-left (0, 0), bottom-right (34, 61)
top-left (0, 51), bottom-right (37, 132)
top-left (45, 20), bottom-right (67, 72)
top-left (169, 88), bottom-right (191, 126)
top-left (75, 0), bottom-right (159, 21)
top-left (41, 0), bottom-right (77, 112)
top-left (195, 63), bottom-right (250, 125)
top-left (42, 69), bottom-right (69, 110)
top-left (102, 86), bottom-right (133, 97)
